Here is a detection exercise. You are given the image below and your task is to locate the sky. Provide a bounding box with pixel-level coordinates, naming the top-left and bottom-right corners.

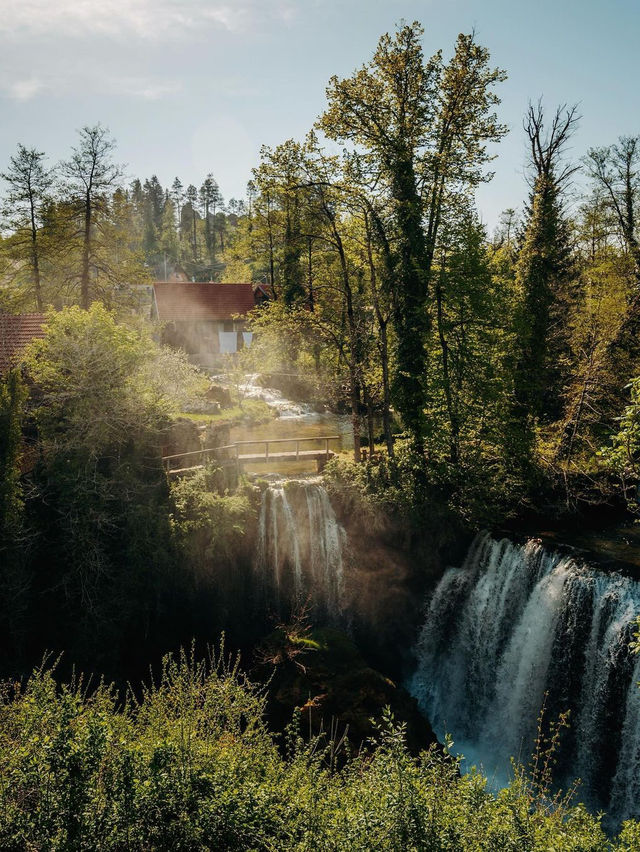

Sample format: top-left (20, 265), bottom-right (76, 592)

top-left (0, 0), bottom-right (638, 231)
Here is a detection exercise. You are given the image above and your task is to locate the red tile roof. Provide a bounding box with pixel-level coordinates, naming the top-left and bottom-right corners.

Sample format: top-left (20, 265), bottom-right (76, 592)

top-left (0, 313), bottom-right (47, 371)
top-left (153, 282), bottom-right (256, 322)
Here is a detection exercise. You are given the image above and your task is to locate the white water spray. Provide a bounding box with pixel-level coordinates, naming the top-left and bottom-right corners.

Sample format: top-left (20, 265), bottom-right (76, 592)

top-left (255, 479), bottom-right (346, 614)
top-left (409, 532), bottom-right (640, 827)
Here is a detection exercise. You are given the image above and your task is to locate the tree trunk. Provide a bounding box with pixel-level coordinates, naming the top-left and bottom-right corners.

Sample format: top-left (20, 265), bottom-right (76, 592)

top-left (364, 208), bottom-right (394, 457)
top-left (435, 270), bottom-right (459, 466)
top-left (379, 325), bottom-right (394, 457)
top-left (324, 200), bottom-right (362, 463)
top-left (307, 236), bottom-right (314, 311)
top-left (364, 384), bottom-right (375, 455)
top-left (80, 191), bottom-right (92, 310)
top-left (349, 369), bottom-right (361, 464)
top-left (29, 196), bottom-right (42, 311)
top-left (390, 152), bottom-right (431, 456)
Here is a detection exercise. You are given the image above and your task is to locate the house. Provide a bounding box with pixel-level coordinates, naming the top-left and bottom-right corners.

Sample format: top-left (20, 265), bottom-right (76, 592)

top-left (0, 313), bottom-right (47, 373)
top-left (151, 282), bottom-right (259, 368)
top-left (253, 282), bottom-right (274, 304)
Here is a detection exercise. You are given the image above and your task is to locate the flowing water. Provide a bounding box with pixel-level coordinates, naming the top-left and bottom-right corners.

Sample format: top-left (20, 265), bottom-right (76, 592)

top-left (408, 532), bottom-right (640, 829)
top-left (210, 372), bottom-right (355, 475)
top-left (239, 373), bottom-right (318, 420)
top-left (254, 479), bottom-right (346, 616)
top-left (216, 371), bottom-right (640, 828)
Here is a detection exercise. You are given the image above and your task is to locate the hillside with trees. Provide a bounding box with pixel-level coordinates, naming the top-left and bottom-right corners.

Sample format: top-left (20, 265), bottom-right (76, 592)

top-left (2, 19), bottom-right (640, 850)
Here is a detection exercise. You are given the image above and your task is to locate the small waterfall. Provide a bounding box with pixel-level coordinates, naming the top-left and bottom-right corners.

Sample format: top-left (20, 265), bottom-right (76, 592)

top-left (409, 532), bottom-right (640, 828)
top-left (255, 479), bottom-right (346, 616)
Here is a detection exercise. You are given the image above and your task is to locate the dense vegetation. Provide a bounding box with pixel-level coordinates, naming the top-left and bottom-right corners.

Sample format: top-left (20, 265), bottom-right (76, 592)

top-left (0, 305), bottom-right (263, 681)
top-left (4, 24), bottom-right (638, 525)
top-left (2, 652), bottom-right (640, 851)
top-left (2, 19), bottom-right (640, 848)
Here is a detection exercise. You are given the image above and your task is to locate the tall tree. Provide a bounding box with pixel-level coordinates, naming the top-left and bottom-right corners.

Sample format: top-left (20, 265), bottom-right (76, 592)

top-left (254, 143), bottom-right (306, 305)
top-left (512, 103), bottom-right (579, 424)
top-left (157, 196), bottom-right (180, 278)
top-left (170, 177), bottom-right (184, 266)
top-left (184, 184), bottom-right (200, 271)
top-left (587, 136), bottom-right (640, 285)
top-left (141, 175), bottom-right (165, 266)
top-left (586, 137), bottom-right (640, 364)
top-left (1, 145), bottom-right (54, 310)
top-left (60, 125), bottom-right (123, 309)
top-left (199, 174), bottom-right (224, 275)
top-left (320, 23), bottom-right (506, 453)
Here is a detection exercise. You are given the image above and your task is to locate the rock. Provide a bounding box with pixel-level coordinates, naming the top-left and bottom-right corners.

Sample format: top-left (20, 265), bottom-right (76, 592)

top-left (162, 417), bottom-right (203, 457)
top-left (205, 383), bottom-right (233, 408)
top-left (255, 626), bottom-right (436, 755)
top-left (202, 422), bottom-right (231, 448)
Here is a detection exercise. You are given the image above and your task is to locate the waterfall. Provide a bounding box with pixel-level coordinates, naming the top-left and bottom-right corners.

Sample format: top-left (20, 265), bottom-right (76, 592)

top-left (409, 532), bottom-right (640, 828)
top-left (255, 479), bottom-right (346, 616)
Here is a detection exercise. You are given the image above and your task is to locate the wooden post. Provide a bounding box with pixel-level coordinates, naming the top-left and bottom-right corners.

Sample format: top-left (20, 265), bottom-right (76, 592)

top-left (265, 440), bottom-right (269, 460)
top-left (296, 440), bottom-right (300, 459)
top-left (325, 437), bottom-right (329, 458)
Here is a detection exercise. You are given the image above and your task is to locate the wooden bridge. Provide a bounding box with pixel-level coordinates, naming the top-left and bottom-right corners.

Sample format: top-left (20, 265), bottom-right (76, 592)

top-left (163, 435), bottom-right (341, 476)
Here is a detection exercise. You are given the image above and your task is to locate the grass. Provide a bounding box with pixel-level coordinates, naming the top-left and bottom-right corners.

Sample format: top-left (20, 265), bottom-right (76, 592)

top-left (179, 398), bottom-right (274, 426)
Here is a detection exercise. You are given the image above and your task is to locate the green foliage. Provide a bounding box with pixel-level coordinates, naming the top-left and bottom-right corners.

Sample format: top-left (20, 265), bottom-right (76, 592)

top-left (597, 374), bottom-right (640, 512)
top-left (600, 376), bottom-right (640, 487)
top-left (324, 435), bottom-right (525, 531)
top-left (0, 369), bottom-right (31, 662)
top-left (0, 368), bottom-right (27, 535)
top-left (513, 174), bottom-right (575, 423)
top-left (15, 305), bottom-right (208, 670)
top-left (245, 299), bottom-right (334, 405)
top-left (0, 654), bottom-right (626, 850)
top-left (425, 205), bottom-right (530, 515)
top-left (25, 304), bottom-right (206, 446)
top-left (0, 144), bottom-right (53, 311)
top-left (321, 24), bottom-right (506, 453)
top-left (170, 466), bottom-right (255, 569)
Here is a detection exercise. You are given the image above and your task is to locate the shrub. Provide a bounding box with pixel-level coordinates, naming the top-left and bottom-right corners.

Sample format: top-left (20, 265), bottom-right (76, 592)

top-left (0, 652), bottom-right (628, 850)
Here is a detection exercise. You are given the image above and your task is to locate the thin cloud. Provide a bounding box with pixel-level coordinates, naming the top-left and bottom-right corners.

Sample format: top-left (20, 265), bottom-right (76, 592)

top-left (0, 0), bottom-right (296, 40)
top-left (119, 78), bottom-right (183, 100)
top-left (1, 70), bottom-right (182, 102)
top-left (5, 77), bottom-right (43, 101)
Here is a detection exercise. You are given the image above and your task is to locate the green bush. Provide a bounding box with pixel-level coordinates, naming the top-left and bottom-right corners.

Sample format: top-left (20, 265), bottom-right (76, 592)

top-left (0, 651), bottom-right (632, 850)
top-left (324, 436), bottom-right (526, 534)
top-left (170, 466), bottom-right (256, 570)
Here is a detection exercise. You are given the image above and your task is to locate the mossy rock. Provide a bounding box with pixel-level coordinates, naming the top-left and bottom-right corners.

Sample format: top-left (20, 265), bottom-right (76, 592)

top-left (255, 626), bottom-right (435, 754)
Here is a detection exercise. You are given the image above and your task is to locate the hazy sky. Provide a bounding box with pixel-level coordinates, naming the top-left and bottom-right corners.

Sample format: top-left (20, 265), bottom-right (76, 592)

top-left (1, 0), bottom-right (638, 230)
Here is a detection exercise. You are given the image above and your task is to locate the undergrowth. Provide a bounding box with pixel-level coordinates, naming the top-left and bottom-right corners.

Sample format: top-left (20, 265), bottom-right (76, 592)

top-left (1, 649), bottom-right (639, 850)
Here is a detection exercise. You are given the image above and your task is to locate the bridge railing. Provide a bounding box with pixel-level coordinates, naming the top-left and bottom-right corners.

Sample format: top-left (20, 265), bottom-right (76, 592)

top-left (162, 435), bottom-right (341, 472)
top-left (233, 436), bottom-right (339, 460)
top-left (162, 444), bottom-right (236, 472)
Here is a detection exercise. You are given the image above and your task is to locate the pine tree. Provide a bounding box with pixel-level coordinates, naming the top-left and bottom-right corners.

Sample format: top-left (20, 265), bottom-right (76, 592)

top-left (1, 145), bottom-right (54, 310)
top-left (60, 125), bottom-right (123, 308)
top-left (512, 104), bottom-right (579, 423)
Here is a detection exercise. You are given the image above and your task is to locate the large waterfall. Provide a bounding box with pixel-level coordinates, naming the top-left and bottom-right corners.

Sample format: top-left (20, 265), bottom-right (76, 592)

top-left (254, 479), bottom-right (346, 616)
top-left (409, 532), bottom-right (640, 828)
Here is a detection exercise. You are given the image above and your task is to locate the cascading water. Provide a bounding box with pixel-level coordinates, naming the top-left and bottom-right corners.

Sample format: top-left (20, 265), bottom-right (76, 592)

top-left (255, 479), bottom-right (346, 616)
top-left (240, 373), bottom-right (315, 419)
top-left (409, 532), bottom-right (640, 829)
